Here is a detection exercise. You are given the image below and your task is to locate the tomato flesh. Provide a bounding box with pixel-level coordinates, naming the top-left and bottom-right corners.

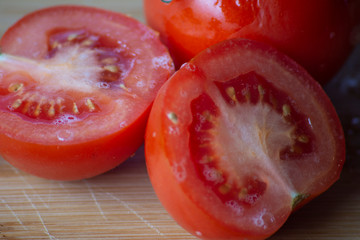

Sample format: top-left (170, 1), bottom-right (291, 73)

top-left (0, 6), bottom-right (174, 180)
top-left (145, 38), bottom-right (345, 239)
top-left (189, 70), bottom-right (316, 212)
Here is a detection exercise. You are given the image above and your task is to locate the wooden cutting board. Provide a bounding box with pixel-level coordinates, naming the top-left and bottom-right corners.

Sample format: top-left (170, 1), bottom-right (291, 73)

top-left (0, 1), bottom-right (359, 239)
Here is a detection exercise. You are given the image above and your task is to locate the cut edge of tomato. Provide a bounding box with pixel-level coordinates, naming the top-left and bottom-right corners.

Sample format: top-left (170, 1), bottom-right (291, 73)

top-left (0, 5), bottom-right (175, 145)
top-left (146, 38), bottom-right (345, 238)
top-left (191, 37), bottom-right (345, 204)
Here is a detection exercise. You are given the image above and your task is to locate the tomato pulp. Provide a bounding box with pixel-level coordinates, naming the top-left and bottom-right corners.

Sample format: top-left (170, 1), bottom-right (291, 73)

top-left (144, 0), bottom-right (355, 84)
top-left (0, 5), bottom-right (174, 180)
top-left (145, 38), bottom-right (345, 239)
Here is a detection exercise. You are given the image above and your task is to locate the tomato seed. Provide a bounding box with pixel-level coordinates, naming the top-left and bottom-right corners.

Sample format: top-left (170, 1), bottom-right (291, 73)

top-left (290, 144), bottom-right (303, 154)
top-left (282, 104), bottom-right (291, 117)
top-left (67, 33), bottom-right (79, 41)
top-left (119, 83), bottom-right (130, 92)
top-left (218, 184), bottom-right (232, 195)
top-left (225, 86), bottom-right (237, 102)
top-left (238, 188), bottom-right (248, 200)
top-left (73, 102), bottom-right (80, 114)
top-left (297, 134), bottom-right (309, 143)
top-left (258, 85), bottom-right (265, 101)
top-left (103, 65), bottom-right (118, 73)
top-left (8, 83), bottom-right (24, 93)
top-left (34, 99), bottom-right (44, 117)
top-left (11, 99), bottom-right (22, 109)
top-left (56, 98), bottom-right (64, 113)
top-left (86, 99), bottom-right (96, 112)
top-left (242, 88), bottom-right (251, 102)
top-left (51, 41), bottom-right (60, 49)
top-left (199, 155), bottom-right (214, 164)
top-left (102, 57), bottom-right (116, 65)
top-left (81, 39), bottom-right (94, 47)
top-left (48, 103), bottom-right (55, 117)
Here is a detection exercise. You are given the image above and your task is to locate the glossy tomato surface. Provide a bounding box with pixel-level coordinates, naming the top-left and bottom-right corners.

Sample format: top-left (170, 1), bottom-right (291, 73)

top-left (0, 5), bottom-right (174, 180)
top-left (144, 0), bottom-right (355, 84)
top-left (145, 38), bottom-right (345, 239)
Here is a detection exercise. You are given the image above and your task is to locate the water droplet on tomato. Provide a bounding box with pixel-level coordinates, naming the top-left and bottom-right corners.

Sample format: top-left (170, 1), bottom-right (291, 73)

top-left (168, 126), bottom-right (180, 135)
top-left (136, 81), bottom-right (145, 88)
top-left (56, 129), bottom-right (74, 142)
top-left (252, 208), bottom-right (274, 230)
top-left (96, 82), bottom-right (110, 89)
top-left (203, 165), bottom-right (223, 183)
top-left (185, 63), bottom-right (196, 72)
top-left (119, 121), bottom-right (127, 128)
top-left (180, 63), bottom-right (187, 69)
top-left (53, 114), bottom-right (79, 125)
top-left (225, 200), bottom-right (244, 216)
top-left (172, 160), bottom-right (187, 182)
top-left (152, 55), bottom-right (171, 69)
top-left (7, 105), bottom-right (14, 111)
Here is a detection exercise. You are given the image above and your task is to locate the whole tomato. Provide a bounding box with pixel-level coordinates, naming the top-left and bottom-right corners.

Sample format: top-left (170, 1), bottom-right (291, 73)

top-left (144, 0), bottom-right (356, 84)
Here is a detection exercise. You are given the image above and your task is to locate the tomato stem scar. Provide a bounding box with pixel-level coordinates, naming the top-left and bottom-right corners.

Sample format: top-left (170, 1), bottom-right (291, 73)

top-left (292, 193), bottom-right (310, 209)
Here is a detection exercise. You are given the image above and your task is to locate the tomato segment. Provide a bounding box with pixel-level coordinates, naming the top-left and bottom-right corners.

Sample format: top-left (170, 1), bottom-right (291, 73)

top-left (145, 38), bottom-right (345, 239)
top-left (189, 70), bottom-right (317, 212)
top-left (0, 5), bottom-right (174, 180)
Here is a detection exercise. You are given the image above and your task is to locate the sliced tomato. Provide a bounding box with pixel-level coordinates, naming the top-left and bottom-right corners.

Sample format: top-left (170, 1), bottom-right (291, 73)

top-left (0, 5), bottom-right (174, 180)
top-left (145, 38), bottom-right (345, 239)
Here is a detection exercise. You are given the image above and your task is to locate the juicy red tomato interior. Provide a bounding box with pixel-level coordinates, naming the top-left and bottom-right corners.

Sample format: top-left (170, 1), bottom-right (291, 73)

top-left (0, 5), bottom-right (174, 180)
top-left (0, 27), bottom-right (135, 124)
top-left (145, 38), bottom-right (345, 239)
top-left (189, 71), bottom-right (316, 210)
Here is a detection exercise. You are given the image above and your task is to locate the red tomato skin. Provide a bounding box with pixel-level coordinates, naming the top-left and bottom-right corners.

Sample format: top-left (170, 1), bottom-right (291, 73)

top-left (145, 38), bottom-right (345, 239)
top-left (144, 0), bottom-right (354, 84)
top-left (0, 106), bottom-right (149, 181)
top-left (0, 6), bottom-right (174, 180)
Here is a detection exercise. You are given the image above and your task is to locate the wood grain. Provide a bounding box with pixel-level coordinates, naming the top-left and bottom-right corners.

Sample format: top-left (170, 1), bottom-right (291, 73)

top-left (0, 1), bottom-right (360, 239)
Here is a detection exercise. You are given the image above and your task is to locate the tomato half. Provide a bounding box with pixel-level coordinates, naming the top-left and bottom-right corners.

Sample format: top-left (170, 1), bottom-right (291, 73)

top-left (145, 38), bottom-right (345, 239)
top-left (144, 0), bottom-right (355, 84)
top-left (0, 5), bottom-right (174, 180)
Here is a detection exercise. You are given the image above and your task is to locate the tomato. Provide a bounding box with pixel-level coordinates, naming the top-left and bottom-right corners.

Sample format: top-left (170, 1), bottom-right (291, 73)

top-left (0, 5), bottom-right (174, 180)
top-left (145, 38), bottom-right (345, 239)
top-left (144, 0), bottom-right (355, 84)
